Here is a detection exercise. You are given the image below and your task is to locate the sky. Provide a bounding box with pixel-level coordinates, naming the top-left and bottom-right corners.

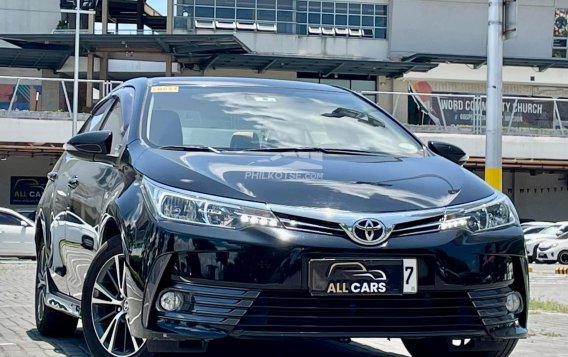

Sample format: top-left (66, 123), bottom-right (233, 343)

top-left (148, 0), bottom-right (168, 15)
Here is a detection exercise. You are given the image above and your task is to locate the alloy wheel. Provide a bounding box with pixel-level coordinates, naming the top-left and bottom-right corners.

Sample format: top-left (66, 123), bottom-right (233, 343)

top-left (91, 254), bottom-right (145, 357)
top-left (35, 245), bottom-right (47, 321)
top-left (559, 251), bottom-right (568, 265)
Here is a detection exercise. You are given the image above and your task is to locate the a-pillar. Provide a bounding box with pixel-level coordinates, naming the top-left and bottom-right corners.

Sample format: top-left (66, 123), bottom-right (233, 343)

top-left (40, 70), bottom-right (63, 111)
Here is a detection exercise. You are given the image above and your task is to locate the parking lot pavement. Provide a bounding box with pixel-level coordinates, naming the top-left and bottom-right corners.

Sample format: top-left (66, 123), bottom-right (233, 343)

top-left (1, 259), bottom-right (567, 357)
top-left (529, 264), bottom-right (568, 304)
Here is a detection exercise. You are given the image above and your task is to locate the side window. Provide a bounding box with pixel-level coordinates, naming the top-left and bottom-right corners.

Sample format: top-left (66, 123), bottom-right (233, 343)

top-left (100, 101), bottom-right (124, 155)
top-left (0, 212), bottom-right (22, 226)
top-left (80, 100), bottom-right (113, 133)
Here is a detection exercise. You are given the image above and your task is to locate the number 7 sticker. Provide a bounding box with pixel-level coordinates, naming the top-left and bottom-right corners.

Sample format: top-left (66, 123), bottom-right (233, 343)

top-left (403, 259), bottom-right (418, 294)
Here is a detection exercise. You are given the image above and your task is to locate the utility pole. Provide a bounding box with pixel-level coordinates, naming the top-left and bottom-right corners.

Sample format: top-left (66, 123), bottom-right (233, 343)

top-left (61, 2), bottom-right (95, 136)
top-left (485, 0), bottom-right (516, 191)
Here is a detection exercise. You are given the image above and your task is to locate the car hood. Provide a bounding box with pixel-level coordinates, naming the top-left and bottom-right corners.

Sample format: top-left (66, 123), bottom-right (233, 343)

top-left (134, 148), bottom-right (494, 212)
top-left (524, 233), bottom-right (557, 241)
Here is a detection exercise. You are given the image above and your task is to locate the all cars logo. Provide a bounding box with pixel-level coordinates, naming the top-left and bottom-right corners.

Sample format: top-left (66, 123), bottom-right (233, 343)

top-left (325, 262), bottom-right (387, 294)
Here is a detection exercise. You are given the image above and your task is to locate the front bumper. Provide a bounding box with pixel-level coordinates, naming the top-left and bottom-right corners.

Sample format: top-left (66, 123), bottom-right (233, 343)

top-left (536, 249), bottom-right (556, 262)
top-left (123, 217), bottom-right (529, 342)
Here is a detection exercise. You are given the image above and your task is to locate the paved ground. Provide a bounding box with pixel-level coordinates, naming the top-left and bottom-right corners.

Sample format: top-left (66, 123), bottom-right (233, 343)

top-left (0, 259), bottom-right (567, 356)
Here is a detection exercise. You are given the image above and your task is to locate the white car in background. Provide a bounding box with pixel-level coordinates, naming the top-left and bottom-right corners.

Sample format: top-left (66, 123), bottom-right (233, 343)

top-left (523, 224), bottom-right (554, 235)
top-left (524, 223), bottom-right (568, 263)
top-left (0, 207), bottom-right (35, 258)
top-left (537, 232), bottom-right (568, 265)
top-left (521, 221), bottom-right (553, 228)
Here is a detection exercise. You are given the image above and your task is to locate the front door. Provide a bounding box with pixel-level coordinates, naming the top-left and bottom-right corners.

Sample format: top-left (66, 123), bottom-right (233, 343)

top-left (65, 94), bottom-right (129, 300)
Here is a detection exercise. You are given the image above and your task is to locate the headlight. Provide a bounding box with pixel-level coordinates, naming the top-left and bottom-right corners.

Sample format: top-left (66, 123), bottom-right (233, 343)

top-left (540, 242), bottom-right (558, 250)
top-left (142, 177), bottom-right (281, 229)
top-left (441, 194), bottom-right (519, 233)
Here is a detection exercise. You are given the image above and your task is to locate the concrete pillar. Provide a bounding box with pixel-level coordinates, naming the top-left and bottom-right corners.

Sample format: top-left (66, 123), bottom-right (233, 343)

top-left (99, 53), bottom-right (109, 81)
top-left (392, 79), bottom-right (409, 123)
top-left (88, 12), bottom-right (95, 33)
top-left (40, 70), bottom-right (63, 112)
top-left (377, 76), bottom-right (394, 113)
top-left (165, 0), bottom-right (175, 76)
top-left (137, 0), bottom-right (144, 32)
top-left (102, 0), bottom-right (109, 34)
top-left (167, 0), bottom-right (174, 33)
top-left (86, 53), bottom-right (95, 108)
top-left (99, 53), bottom-right (109, 96)
top-left (165, 56), bottom-right (173, 76)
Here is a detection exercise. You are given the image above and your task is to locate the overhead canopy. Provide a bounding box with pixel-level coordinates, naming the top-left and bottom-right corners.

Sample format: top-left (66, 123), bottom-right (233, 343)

top-left (0, 39), bottom-right (71, 70)
top-left (181, 53), bottom-right (437, 77)
top-left (403, 53), bottom-right (568, 72)
top-left (0, 34), bottom-right (436, 77)
top-left (0, 34), bottom-right (249, 57)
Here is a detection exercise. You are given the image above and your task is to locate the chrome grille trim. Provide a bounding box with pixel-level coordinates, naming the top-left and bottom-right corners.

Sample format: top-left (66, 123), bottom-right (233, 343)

top-left (278, 218), bottom-right (345, 234)
top-left (270, 193), bottom-right (500, 240)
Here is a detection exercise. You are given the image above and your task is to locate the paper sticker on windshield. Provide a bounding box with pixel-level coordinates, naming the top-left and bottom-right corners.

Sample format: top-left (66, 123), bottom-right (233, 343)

top-left (151, 86), bottom-right (179, 93)
top-left (252, 96), bottom-right (277, 102)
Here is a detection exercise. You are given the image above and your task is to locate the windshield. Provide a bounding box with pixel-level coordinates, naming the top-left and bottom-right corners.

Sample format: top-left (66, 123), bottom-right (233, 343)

top-left (540, 226), bottom-right (561, 235)
top-left (144, 84), bottom-right (424, 156)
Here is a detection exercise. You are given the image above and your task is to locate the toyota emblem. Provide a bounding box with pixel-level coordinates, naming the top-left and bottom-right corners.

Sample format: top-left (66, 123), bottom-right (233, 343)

top-left (349, 218), bottom-right (388, 246)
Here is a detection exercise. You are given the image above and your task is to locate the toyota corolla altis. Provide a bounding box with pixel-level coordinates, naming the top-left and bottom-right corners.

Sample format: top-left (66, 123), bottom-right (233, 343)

top-left (35, 77), bottom-right (528, 357)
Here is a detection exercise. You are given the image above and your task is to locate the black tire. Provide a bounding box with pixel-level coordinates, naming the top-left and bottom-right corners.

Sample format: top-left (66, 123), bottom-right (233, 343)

top-left (81, 238), bottom-right (149, 357)
top-left (402, 337), bottom-right (518, 357)
top-left (529, 246), bottom-right (538, 263)
top-left (558, 250), bottom-right (568, 265)
top-left (35, 240), bottom-right (79, 337)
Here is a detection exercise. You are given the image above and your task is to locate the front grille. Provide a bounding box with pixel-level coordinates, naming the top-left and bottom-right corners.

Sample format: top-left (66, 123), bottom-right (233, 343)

top-left (390, 215), bottom-right (443, 237)
top-left (235, 290), bottom-right (484, 336)
top-left (275, 212), bottom-right (348, 237)
top-left (274, 212), bottom-right (443, 239)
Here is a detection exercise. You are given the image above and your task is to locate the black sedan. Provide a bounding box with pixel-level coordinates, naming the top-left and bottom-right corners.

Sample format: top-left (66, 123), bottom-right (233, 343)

top-left (35, 77), bottom-right (528, 357)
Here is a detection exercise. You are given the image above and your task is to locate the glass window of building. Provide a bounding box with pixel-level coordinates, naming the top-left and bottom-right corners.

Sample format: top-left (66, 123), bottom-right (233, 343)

top-left (554, 9), bottom-right (568, 58)
top-left (174, 0), bottom-right (387, 38)
top-left (296, 75), bottom-right (378, 103)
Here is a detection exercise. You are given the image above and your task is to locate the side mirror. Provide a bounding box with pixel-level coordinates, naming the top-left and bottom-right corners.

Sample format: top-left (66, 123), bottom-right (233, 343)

top-left (428, 141), bottom-right (469, 166)
top-left (65, 131), bottom-right (112, 156)
top-left (20, 220), bottom-right (29, 227)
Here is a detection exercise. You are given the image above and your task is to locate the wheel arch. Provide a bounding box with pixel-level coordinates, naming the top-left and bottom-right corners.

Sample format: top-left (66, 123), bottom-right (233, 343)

top-left (100, 214), bottom-right (121, 247)
top-left (34, 209), bottom-right (48, 252)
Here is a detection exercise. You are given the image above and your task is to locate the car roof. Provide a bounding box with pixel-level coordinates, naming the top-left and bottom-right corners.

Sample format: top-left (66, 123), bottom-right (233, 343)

top-left (0, 207), bottom-right (33, 224)
top-left (145, 77), bottom-right (346, 93)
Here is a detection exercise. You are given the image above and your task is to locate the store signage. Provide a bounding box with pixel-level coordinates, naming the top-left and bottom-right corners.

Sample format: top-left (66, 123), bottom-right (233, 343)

top-left (409, 81), bottom-right (560, 128)
top-left (10, 176), bottom-right (48, 205)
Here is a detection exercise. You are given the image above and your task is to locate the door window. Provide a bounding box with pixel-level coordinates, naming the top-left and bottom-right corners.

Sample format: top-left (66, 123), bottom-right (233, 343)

top-left (80, 100), bottom-right (113, 134)
top-left (0, 212), bottom-right (22, 226)
top-left (100, 102), bottom-right (124, 155)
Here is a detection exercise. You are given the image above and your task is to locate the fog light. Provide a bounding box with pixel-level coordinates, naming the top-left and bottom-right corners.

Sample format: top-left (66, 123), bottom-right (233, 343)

top-left (505, 292), bottom-right (523, 313)
top-left (159, 291), bottom-right (183, 312)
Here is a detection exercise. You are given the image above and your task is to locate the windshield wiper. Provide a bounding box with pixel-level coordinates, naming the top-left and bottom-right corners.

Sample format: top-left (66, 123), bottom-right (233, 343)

top-left (243, 147), bottom-right (386, 155)
top-left (158, 145), bottom-right (221, 153)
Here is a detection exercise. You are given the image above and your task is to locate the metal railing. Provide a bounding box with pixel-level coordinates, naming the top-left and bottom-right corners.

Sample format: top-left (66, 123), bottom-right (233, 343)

top-left (0, 75), bottom-right (122, 120)
top-left (361, 91), bottom-right (568, 137)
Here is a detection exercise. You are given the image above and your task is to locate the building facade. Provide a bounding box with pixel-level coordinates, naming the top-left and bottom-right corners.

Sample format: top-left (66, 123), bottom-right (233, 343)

top-left (1, 0), bottom-right (568, 220)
